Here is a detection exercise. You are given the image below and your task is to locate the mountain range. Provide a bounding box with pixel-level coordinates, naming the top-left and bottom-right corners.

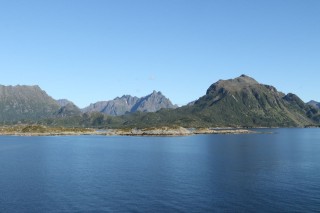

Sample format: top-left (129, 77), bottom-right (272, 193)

top-left (0, 85), bottom-right (177, 124)
top-left (115, 75), bottom-right (320, 128)
top-left (82, 91), bottom-right (177, 116)
top-left (0, 75), bottom-right (319, 127)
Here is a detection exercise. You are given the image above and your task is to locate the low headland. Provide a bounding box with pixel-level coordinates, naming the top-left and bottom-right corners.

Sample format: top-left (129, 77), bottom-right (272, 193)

top-left (0, 125), bottom-right (256, 136)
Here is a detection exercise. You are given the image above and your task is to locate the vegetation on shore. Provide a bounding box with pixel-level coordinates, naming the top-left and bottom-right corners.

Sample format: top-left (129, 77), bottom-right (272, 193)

top-left (0, 125), bottom-right (95, 136)
top-left (0, 125), bottom-right (256, 136)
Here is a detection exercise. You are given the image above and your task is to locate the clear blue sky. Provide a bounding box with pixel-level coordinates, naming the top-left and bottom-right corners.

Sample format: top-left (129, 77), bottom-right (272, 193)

top-left (0, 0), bottom-right (319, 107)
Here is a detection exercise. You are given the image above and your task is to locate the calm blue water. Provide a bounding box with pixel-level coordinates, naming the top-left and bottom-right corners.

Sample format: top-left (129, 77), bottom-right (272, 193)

top-left (0, 129), bottom-right (320, 212)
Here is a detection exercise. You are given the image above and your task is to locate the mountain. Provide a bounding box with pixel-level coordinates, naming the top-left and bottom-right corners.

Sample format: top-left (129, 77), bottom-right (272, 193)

top-left (132, 91), bottom-right (178, 112)
top-left (83, 95), bottom-right (139, 116)
top-left (117, 75), bottom-right (319, 128)
top-left (82, 91), bottom-right (177, 116)
top-left (186, 100), bottom-right (196, 106)
top-left (0, 85), bottom-right (60, 123)
top-left (306, 100), bottom-right (320, 123)
top-left (54, 102), bottom-right (82, 117)
top-left (185, 75), bottom-right (319, 126)
top-left (307, 100), bottom-right (320, 109)
top-left (1, 76), bottom-right (319, 128)
top-left (56, 99), bottom-right (73, 107)
top-left (54, 99), bottom-right (82, 117)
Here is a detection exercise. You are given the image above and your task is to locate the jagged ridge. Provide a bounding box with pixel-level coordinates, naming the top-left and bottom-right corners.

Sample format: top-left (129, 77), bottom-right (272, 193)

top-left (82, 91), bottom-right (177, 116)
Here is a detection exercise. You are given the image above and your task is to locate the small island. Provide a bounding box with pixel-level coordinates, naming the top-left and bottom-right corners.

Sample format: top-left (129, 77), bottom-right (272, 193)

top-left (0, 125), bottom-right (255, 136)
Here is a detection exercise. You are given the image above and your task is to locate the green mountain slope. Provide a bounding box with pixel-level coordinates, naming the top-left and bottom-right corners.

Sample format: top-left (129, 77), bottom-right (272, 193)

top-left (0, 85), bottom-right (60, 123)
top-left (2, 75), bottom-right (319, 128)
top-left (116, 75), bottom-right (319, 128)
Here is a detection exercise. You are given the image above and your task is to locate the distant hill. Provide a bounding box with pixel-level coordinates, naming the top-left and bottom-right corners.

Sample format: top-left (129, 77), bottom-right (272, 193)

top-left (54, 102), bottom-right (82, 118)
top-left (0, 85), bottom-right (60, 123)
top-left (56, 99), bottom-right (74, 107)
top-left (55, 99), bottom-right (82, 117)
top-left (306, 100), bottom-right (320, 123)
top-left (117, 75), bottom-right (319, 128)
top-left (82, 91), bottom-right (177, 116)
top-left (307, 100), bottom-right (320, 109)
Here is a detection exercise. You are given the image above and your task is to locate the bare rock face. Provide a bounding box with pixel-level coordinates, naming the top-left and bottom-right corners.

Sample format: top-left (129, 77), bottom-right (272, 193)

top-left (82, 91), bottom-right (177, 116)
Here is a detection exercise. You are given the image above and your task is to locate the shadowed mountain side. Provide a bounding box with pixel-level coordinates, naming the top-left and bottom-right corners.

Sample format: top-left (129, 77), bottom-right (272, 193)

top-left (54, 103), bottom-right (82, 117)
top-left (307, 100), bottom-right (320, 122)
top-left (308, 100), bottom-right (320, 109)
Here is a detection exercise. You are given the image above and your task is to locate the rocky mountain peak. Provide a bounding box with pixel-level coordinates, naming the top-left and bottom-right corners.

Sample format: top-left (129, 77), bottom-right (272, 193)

top-left (206, 75), bottom-right (259, 95)
top-left (236, 74), bottom-right (259, 84)
top-left (82, 91), bottom-right (177, 116)
top-left (151, 90), bottom-right (161, 95)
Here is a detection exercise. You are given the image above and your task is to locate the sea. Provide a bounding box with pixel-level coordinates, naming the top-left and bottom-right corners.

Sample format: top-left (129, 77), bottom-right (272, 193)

top-left (0, 128), bottom-right (319, 212)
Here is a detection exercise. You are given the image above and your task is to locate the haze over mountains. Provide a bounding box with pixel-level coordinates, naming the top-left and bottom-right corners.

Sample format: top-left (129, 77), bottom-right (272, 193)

top-left (0, 75), bottom-right (319, 127)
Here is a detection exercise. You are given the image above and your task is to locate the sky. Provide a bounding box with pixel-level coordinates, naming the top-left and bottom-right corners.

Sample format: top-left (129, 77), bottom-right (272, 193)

top-left (0, 0), bottom-right (319, 107)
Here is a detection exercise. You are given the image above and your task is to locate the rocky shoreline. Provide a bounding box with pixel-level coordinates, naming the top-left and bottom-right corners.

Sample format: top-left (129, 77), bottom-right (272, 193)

top-left (0, 125), bottom-right (256, 136)
top-left (106, 127), bottom-right (256, 136)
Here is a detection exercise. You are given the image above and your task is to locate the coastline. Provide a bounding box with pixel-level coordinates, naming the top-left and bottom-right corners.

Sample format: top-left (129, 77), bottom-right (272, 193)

top-left (0, 125), bottom-right (256, 136)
